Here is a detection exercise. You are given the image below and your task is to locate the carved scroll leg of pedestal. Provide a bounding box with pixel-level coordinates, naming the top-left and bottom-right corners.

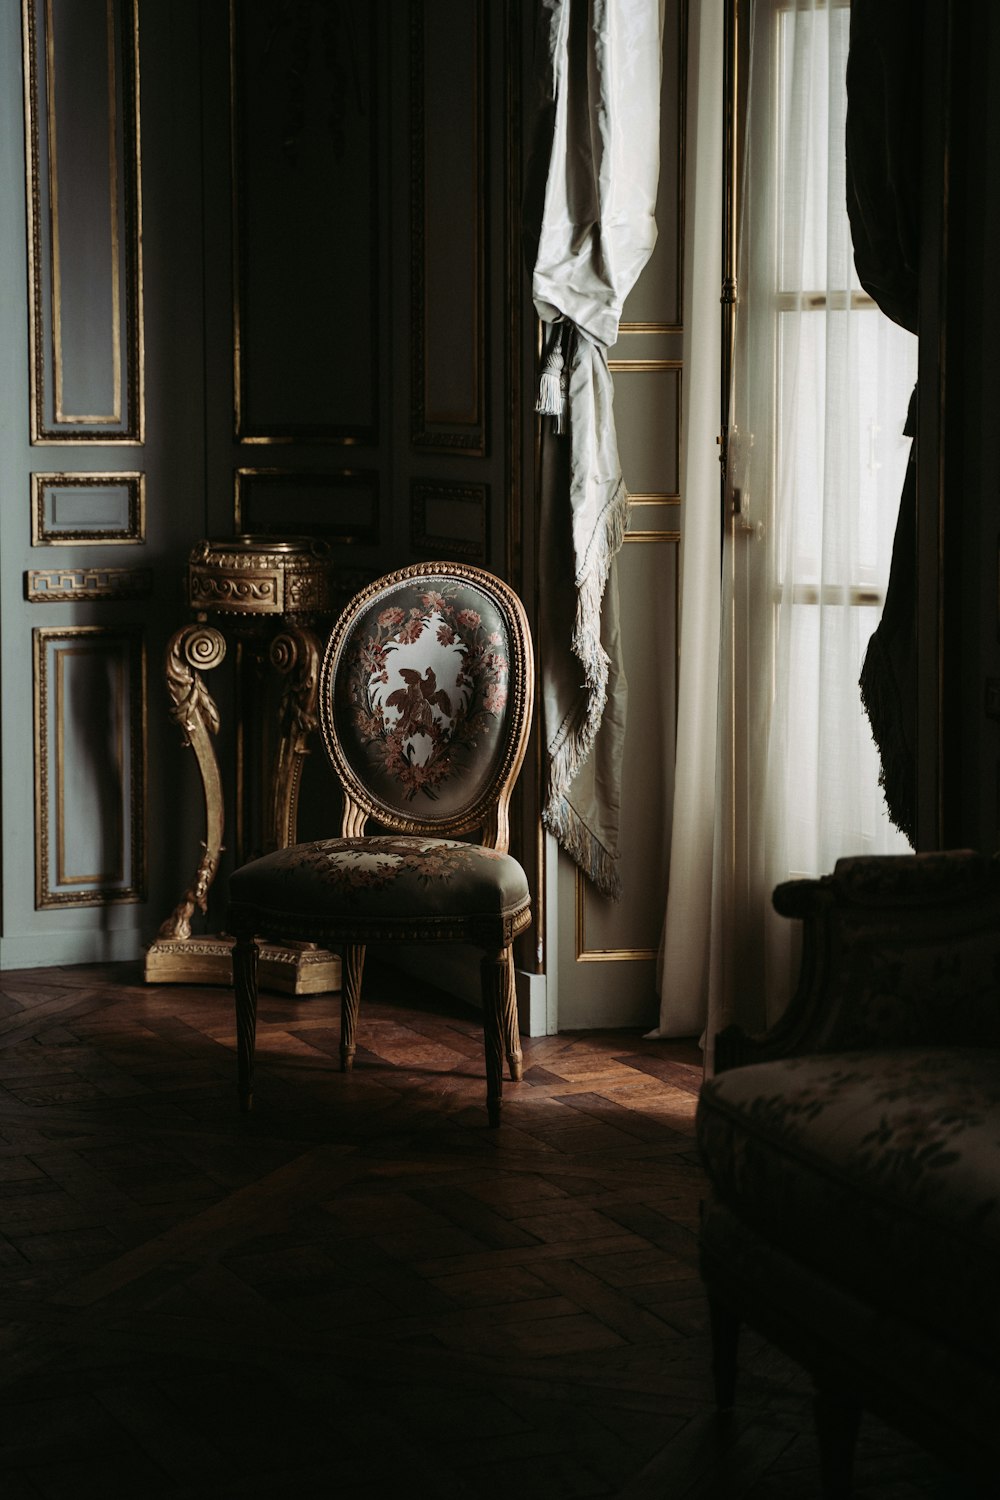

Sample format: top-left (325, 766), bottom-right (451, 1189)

top-left (269, 627), bottom-right (321, 850)
top-left (499, 948), bottom-right (523, 1082)
top-left (481, 949), bottom-right (508, 1128)
top-left (233, 932), bottom-right (259, 1112)
top-left (156, 625), bottom-right (227, 941)
top-left (340, 944), bottom-right (366, 1071)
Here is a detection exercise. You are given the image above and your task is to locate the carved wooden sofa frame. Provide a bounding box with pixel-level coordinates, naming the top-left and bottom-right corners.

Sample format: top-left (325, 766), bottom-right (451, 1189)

top-left (696, 851), bottom-right (1000, 1495)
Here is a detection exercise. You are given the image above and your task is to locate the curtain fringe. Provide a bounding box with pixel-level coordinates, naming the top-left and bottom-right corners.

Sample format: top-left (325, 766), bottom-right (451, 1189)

top-left (543, 473), bottom-right (629, 897)
top-left (542, 794), bottom-right (622, 899)
top-left (569, 475), bottom-right (629, 751)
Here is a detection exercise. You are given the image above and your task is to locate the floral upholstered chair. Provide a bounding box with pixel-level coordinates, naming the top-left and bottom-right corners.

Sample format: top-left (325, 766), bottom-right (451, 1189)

top-left (696, 851), bottom-right (1000, 1495)
top-left (228, 563), bottom-right (534, 1126)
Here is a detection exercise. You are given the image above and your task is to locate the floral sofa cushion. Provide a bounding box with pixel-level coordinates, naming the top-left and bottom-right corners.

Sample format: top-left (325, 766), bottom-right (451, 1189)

top-left (334, 577), bottom-right (513, 821)
top-left (229, 836), bottom-right (529, 921)
top-left (697, 1047), bottom-right (1000, 1366)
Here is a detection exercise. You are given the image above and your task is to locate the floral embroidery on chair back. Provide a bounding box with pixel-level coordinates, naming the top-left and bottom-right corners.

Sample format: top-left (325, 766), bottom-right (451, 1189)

top-left (321, 566), bottom-right (530, 831)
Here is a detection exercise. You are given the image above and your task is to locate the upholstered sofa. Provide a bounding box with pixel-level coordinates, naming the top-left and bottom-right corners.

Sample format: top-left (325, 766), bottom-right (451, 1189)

top-left (696, 851), bottom-right (1000, 1495)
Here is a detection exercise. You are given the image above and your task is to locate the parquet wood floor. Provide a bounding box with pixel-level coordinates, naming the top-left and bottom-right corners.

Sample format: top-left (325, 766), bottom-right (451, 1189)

top-left (0, 958), bottom-right (977, 1497)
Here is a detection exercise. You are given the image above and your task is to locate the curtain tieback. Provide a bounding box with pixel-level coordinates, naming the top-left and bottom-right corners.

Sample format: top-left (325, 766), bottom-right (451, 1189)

top-left (536, 341), bottom-right (567, 433)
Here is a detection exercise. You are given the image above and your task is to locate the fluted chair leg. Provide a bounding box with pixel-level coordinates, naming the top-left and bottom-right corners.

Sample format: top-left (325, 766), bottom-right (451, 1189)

top-left (499, 948), bottom-right (523, 1081)
top-left (233, 933), bottom-right (259, 1112)
top-left (341, 943), bottom-right (366, 1071)
top-left (481, 949), bottom-right (506, 1127)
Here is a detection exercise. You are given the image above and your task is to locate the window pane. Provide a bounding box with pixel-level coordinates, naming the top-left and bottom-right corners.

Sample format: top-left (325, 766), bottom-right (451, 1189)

top-left (777, 602), bottom-right (909, 871)
top-left (777, 5), bottom-right (857, 294)
top-left (776, 307), bottom-right (916, 590)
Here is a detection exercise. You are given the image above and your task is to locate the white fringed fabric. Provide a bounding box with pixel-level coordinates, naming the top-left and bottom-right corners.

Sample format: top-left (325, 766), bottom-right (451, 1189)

top-left (526, 0), bottom-right (663, 897)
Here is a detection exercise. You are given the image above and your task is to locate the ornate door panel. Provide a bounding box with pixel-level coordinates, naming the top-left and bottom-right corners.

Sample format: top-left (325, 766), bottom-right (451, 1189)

top-left (0, 0), bottom-right (210, 967)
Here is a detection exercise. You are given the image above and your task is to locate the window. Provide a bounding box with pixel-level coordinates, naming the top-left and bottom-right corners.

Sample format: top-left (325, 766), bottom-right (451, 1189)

top-left (722, 0), bottom-right (915, 1011)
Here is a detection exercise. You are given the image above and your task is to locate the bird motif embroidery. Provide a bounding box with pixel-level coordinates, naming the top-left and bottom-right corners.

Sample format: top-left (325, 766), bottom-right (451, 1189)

top-left (384, 666), bottom-right (452, 739)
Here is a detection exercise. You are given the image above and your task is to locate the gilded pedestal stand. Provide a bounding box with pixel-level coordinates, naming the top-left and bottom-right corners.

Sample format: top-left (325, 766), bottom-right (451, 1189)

top-left (144, 537), bottom-right (342, 995)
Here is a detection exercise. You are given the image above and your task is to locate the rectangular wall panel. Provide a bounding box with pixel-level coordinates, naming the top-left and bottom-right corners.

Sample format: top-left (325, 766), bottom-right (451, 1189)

top-left (231, 0), bottom-right (379, 444)
top-left (611, 364), bottom-right (682, 497)
top-left (235, 467), bottom-right (380, 543)
top-left (31, 471), bottom-right (144, 543)
top-left (33, 626), bottom-right (146, 907)
top-left (410, 0), bottom-right (486, 452)
top-left (411, 480), bottom-right (488, 562)
top-left (23, 0), bottom-right (143, 442)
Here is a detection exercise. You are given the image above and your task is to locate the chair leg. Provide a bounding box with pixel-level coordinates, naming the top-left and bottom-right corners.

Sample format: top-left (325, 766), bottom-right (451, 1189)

top-left (480, 949), bottom-right (506, 1127)
top-left (707, 1294), bottom-right (739, 1414)
top-left (814, 1386), bottom-right (861, 1499)
top-left (232, 933), bottom-right (259, 1112)
top-left (341, 943), bottom-right (365, 1071)
top-left (499, 947), bottom-right (523, 1082)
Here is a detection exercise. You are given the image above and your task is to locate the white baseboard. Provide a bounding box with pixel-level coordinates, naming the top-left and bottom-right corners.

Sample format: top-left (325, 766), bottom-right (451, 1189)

top-left (385, 945), bottom-right (551, 1037)
top-left (514, 968), bottom-right (550, 1037)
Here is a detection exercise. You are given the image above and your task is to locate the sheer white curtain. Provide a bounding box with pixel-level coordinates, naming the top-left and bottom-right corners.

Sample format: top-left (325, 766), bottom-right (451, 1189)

top-left (648, 0), bottom-right (722, 1039)
top-left (654, 0), bottom-right (917, 1048)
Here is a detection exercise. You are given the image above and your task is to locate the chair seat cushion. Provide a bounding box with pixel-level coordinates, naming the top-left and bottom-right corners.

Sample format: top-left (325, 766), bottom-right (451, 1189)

top-left (697, 1047), bottom-right (1000, 1364)
top-left (230, 835), bottom-right (529, 922)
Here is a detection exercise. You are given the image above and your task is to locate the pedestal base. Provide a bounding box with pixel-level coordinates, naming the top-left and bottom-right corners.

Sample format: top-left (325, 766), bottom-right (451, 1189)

top-left (144, 936), bottom-right (341, 995)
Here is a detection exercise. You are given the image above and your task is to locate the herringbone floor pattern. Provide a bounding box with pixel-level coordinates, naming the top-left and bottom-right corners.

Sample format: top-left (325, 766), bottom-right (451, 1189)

top-left (0, 958), bottom-right (971, 1497)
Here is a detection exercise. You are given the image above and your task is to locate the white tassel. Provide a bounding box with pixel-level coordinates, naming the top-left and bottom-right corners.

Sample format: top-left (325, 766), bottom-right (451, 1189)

top-left (536, 343), bottom-right (566, 433)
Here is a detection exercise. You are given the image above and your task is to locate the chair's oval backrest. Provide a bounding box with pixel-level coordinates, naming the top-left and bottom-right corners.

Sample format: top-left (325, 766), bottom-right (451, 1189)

top-left (319, 564), bottom-right (534, 837)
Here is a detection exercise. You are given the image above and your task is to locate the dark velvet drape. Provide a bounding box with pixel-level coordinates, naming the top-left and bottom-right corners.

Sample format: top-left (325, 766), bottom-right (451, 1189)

top-left (846, 0), bottom-right (922, 844)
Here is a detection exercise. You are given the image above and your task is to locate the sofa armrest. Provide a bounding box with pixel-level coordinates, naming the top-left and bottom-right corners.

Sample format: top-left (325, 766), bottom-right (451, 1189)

top-left (715, 850), bottom-right (1000, 1072)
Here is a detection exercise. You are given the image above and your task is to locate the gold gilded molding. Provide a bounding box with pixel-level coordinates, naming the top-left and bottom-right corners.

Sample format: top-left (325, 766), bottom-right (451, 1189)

top-left (619, 323), bottom-right (680, 335)
top-left (25, 565), bottom-right (152, 601)
top-left (608, 359), bottom-right (684, 374)
top-left (33, 624), bottom-right (146, 908)
top-left (31, 471), bottom-right (145, 544)
top-left (155, 624), bottom-right (226, 941)
top-left (628, 497), bottom-right (681, 538)
top-left (187, 535), bottom-right (338, 620)
top-left (55, 645), bottom-right (124, 886)
top-left (410, 0), bottom-right (487, 454)
top-left (612, 363), bottom-right (682, 497)
top-left (23, 0), bottom-right (143, 443)
top-left (145, 934), bottom-right (342, 994)
top-left (574, 868), bottom-right (658, 963)
top-left (47, 0), bottom-right (121, 424)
